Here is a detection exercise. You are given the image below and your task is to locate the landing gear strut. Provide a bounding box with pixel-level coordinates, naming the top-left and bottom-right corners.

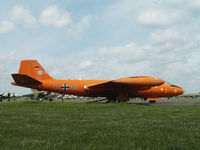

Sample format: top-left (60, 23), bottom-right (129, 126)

top-left (107, 92), bottom-right (129, 103)
top-left (117, 92), bottom-right (129, 102)
top-left (106, 97), bottom-right (117, 103)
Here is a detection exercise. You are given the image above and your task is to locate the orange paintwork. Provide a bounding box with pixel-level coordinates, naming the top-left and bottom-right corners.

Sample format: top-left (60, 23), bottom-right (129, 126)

top-left (113, 77), bottom-right (164, 87)
top-left (11, 60), bottom-right (184, 102)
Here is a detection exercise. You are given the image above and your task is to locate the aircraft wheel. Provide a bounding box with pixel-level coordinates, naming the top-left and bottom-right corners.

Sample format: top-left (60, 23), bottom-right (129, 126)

top-left (49, 99), bottom-right (53, 101)
top-left (107, 97), bottom-right (117, 103)
top-left (116, 100), bottom-right (120, 103)
top-left (149, 100), bottom-right (156, 104)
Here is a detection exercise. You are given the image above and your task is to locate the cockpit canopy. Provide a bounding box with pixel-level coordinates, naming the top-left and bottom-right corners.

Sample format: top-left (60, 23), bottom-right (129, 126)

top-left (166, 81), bottom-right (182, 89)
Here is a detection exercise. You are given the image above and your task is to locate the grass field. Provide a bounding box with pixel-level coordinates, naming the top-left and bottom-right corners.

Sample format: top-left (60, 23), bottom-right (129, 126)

top-left (0, 100), bottom-right (200, 150)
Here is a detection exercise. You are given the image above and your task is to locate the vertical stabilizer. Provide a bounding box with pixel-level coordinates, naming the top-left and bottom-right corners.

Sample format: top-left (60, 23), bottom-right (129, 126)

top-left (18, 60), bottom-right (53, 81)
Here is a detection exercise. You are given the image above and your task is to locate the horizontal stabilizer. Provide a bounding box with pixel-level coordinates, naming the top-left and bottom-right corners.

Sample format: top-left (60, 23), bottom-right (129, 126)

top-left (11, 74), bottom-right (42, 85)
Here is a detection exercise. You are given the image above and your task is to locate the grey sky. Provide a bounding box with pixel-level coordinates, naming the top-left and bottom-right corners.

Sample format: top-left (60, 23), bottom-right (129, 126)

top-left (0, 0), bottom-right (200, 95)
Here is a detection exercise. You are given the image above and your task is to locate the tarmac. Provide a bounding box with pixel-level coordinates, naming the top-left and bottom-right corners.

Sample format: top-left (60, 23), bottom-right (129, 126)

top-left (1, 98), bottom-right (200, 106)
top-left (69, 99), bottom-right (200, 106)
top-left (128, 100), bottom-right (200, 106)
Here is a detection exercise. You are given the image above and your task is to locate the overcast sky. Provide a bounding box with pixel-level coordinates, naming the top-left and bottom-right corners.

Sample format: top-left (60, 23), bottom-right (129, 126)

top-left (0, 0), bottom-right (200, 95)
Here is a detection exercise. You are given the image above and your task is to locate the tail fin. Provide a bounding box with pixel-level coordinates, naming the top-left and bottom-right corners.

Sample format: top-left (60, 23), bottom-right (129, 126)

top-left (17, 60), bottom-right (53, 81)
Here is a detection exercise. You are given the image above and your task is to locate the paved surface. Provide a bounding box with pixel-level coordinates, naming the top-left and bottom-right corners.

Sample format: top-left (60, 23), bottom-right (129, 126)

top-left (1, 98), bottom-right (200, 106)
top-left (128, 100), bottom-right (200, 106)
top-left (70, 100), bottom-right (200, 105)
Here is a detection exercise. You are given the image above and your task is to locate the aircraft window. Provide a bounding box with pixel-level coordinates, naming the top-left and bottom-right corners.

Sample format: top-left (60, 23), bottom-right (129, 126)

top-left (71, 85), bottom-right (73, 89)
top-left (166, 81), bottom-right (172, 85)
top-left (58, 85), bottom-right (60, 89)
top-left (53, 85), bottom-right (56, 89)
top-left (170, 85), bottom-right (181, 88)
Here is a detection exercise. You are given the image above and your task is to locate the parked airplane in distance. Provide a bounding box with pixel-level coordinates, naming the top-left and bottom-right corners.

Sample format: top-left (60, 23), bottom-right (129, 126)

top-left (0, 92), bottom-right (16, 102)
top-left (11, 60), bottom-right (183, 103)
top-left (22, 89), bottom-right (57, 102)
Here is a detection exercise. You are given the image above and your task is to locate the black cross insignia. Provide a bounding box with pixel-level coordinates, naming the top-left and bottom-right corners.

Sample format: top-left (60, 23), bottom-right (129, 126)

top-left (61, 83), bottom-right (69, 91)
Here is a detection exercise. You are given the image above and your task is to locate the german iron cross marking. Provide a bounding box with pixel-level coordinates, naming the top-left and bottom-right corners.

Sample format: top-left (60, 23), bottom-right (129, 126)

top-left (61, 83), bottom-right (69, 91)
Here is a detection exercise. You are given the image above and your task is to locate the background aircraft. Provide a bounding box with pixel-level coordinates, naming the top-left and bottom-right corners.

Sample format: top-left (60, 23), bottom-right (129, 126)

top-left (0, 92), bottom-right (16, 102)
top-left (22, 89), bottom-right (57, 102)
top-left (11, 60), bottom-right (183, 103)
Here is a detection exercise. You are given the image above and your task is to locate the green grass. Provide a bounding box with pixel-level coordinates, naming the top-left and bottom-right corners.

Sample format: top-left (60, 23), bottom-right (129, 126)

top-left (0, 101), bottom-right (200, 150)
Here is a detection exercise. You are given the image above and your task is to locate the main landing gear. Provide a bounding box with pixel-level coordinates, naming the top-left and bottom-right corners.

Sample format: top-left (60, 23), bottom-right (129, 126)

top-left (106, 95), bottom-right (158, 104)
top-left (149, 100), bottom-right (156, 104)
top-left (107, 92), bottom-right (129, 103)
top-left (147, 98), bottom-right (158, 103)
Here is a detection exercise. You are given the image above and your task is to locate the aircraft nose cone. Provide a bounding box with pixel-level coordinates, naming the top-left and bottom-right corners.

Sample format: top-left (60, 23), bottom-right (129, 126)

top-left (178, 87), bottom-right (184, 95)
top-left (174, 87), bottom-right (184, 96)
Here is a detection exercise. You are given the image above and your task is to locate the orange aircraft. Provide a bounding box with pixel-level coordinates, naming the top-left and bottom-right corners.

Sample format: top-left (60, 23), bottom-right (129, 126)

top-left (11, 60), bottom-right (184, 103)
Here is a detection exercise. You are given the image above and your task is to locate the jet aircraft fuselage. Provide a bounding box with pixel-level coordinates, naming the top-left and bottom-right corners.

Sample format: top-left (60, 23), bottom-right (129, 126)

top-left (11, 60), bottom-right (184, 103)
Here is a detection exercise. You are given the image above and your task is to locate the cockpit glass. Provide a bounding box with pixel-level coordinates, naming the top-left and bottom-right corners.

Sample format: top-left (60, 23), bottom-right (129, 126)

top-left (166, 81), bottom-right (172, 85)
top-left (166, 81), bottom-right (181, 88)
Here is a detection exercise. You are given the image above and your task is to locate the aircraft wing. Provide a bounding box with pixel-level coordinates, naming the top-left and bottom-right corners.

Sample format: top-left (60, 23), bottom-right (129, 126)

top-left (88, 76), bottom-right (165, 90)
top-left (88, 80), bottom-right (125, 89)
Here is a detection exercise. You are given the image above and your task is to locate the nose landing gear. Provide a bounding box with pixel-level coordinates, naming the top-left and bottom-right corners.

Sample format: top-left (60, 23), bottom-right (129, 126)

top-left (147, 97), bottom-right (158, 103)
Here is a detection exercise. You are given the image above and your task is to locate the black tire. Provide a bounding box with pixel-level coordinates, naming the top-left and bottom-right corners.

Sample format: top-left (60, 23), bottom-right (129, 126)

top-left (149, 100), bottom-right (156, 104)
top-left (107, 98), bottom-right (116, 103)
